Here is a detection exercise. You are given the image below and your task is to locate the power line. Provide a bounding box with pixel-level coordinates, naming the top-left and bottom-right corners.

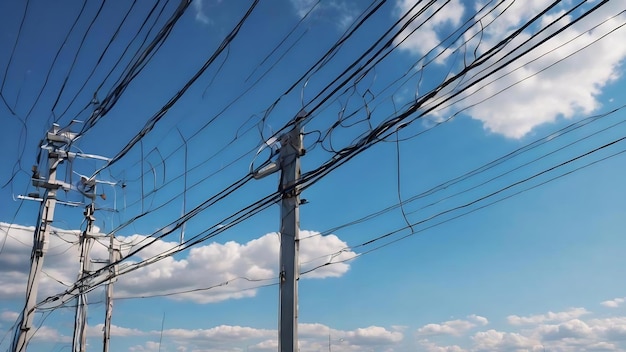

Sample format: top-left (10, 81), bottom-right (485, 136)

top-left (302, 141), bottom-right (626, 275)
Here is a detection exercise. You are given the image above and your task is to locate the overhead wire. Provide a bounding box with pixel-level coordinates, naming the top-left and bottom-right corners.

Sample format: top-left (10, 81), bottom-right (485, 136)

top-left (114, 276), bottom-right (279, 301)
top-left (0, 0), bottom-right (30, 107)
top-left (0, 0), bottom-right (434, 346)
top-left (301, 0), bottom-right (511, 152)
top-left (7, 1), bottom-right (625, 345)
top-left (32, 185), bottom-right (280, 311)
top-left (23, 1), bottom-right (89, 124)
top-left (303, 104), bottom-right (626, 242)
top-left (295, 0), bottom-right (616, 195)
top-left (87, 0), bottom-right (260, 176)
top-left (108, 0), bottom-right (330, 201)
top-left (19, 1), bottom-right (274, 254)
top-left (51, 1), bottom-right (283, 250)
top-left (0, 0), bottom-right (176, 196)
top-left (53, 1), bottom-right (140, 123)
top-left (66, 0), bottom-right (388, 239)
top-left (303, 0), bottom-right (567, 142)
top-left (301, 135), bottom-right (626, 275)
top-left (70, 0), bottom-right (192, 134)
top-left (62, 0), bottom-right (170, 127)
top-left (49, 1), bottom-right (107, 118)
top-left (30, 0), bottom-right (624, 310)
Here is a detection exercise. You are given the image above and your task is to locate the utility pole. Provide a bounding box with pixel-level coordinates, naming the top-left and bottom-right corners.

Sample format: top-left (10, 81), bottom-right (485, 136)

top-left (252, 111), bottom-right (305, 352)
top-left (277, 117), bottom-right (303, 352)
top-left (13, 124), bottom-right (77, 352)
top-left (72, 203), bottom-right (95, 352)
top-left (328, 333), bottom-right (331, 352)
top-left (102, 231), bottom-right (119, 352)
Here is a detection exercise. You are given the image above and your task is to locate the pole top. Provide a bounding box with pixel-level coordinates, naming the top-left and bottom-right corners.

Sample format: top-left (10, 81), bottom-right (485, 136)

top-left (295, 109), bottom-right (307, 123)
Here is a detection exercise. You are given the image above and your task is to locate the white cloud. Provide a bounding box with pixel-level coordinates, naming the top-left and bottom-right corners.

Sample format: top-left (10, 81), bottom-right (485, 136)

top-left (472, 329), bottom-right (539, 351)
top-left (507, 307), bottom-right (590, 325)
top-left (588, 316), bottom-right (626, 341)
top-left (116, 230), bottom-right (355, 303)
top-left (83, 322), bottom-right (403, 352)
top-left (525, 316), bottom-right (626, 351)
top-left (29, 326), bottom-right (71, 343)
top-left (16, 307), bottom-right (626, 351)
top-left (461, 4), bottom-right (626, 138)
top-left (163, 325), bottom-right (274, 345)
top-left (290, 0), bottom-right (318, 18)
top-left (394, 0), bottom-right (464, 57)
top-left (0, 223), bottom-right (84, 299)
top-left (297, 323), bottom-right (403, 350)
top-left (417, 315), bottom-right (489, 336)
top-left (87, 323), bottom-right (148, 338)
top-left (0, 310), bottom-right (18, 322)
top-left (394, 1), bottom-right (626, 139)
top-left (290, 0), bottom-right (357, 29)
top-left (601, 297), bottom-right (625, 308)
top-left (537, 319), bottom-right (594, 341)
top-left (419, 339), bottom-right (467, 352)
top-left (0, 223), bottom-right (356, 304)
top-left (129, 341), bottom-right (161, 352)
top-left (299, 232), bottom-right (356, 278)
top-left (192, 0), bottom-right (212, 25)
top-left (347, 325), bottom-right (404, 345)
top-left (420, 308), bottom-right (626, 351)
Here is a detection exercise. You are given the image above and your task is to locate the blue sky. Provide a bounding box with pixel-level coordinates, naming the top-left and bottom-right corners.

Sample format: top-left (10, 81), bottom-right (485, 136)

top-left (1, 0), bottom-right (626, 351)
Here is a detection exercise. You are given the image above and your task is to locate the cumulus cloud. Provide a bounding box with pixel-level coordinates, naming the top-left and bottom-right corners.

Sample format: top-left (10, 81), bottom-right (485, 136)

top-left (507, 307), bottom-right (590, 326)
top-left (418, 308), bottom-right (626, 351)
top-left (115, 230), bottom-right (355, 303)
top-left (0, 310), bottom-right (18, 322)
top-left (536, 318), bottom-right (594, 341)
top-left (419, 339), bottom-right (467, 352)
top-left (523, 316), bottom-right (626, 350)
top-left (129, 341), bottom-right (161, 352)
top-left (0, 223), bottom-right (84, 299)
top-left (16, 306), bottom-right (626, 351)
top-left (161, 325), bottom-right (275, 350)
top-left (394, 0), bottom-right (464, 57)
top-left (472, 329), bottom-right (539, 351)
top-left (289, 323), bottom-right (402, 352)
top-left (601, 297), bottom-right (625, 308)
top-left (84, 322), bottom-right (402, 352)
top-left (29, 326), bottom-right (71, 343)
top-left (87, 324), bottom-right (148, 338)
top-left (347, 325), bottom-right (404, 345)
top-left (0, 223), bottom-right (356, 304)
top-left (394, 0), bottom-right (626, 139)
top-left (417, 315), bottom-right (489, 336)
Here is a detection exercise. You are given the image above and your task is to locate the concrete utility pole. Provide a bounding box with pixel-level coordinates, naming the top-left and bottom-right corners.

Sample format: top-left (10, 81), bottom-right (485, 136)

top-left (253, 111), bottom-right (305, 352)
top-left (72, 203), bottom-right (95, 352)
top-left (13, 124), bottom-right (77, 352)
top-left (277, 117), bottom-right (303, 352)
top-left (102, 231), bottom-right (119, 352)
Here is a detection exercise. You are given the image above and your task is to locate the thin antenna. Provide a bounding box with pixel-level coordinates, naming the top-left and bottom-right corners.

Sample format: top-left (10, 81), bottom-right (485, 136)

top-left (158, 312), bottom-right (165, 352)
